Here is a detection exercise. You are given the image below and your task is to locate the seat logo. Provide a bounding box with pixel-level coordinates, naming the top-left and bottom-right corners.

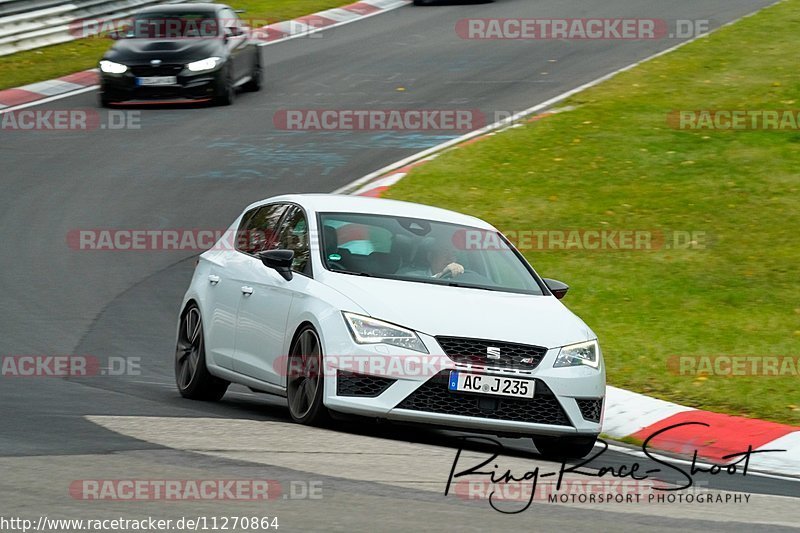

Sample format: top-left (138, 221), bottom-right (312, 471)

top-left (486, 347), bottom-right (501, 360)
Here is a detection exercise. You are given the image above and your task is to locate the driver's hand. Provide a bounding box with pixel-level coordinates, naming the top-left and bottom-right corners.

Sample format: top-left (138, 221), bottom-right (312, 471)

top-left (435, 262), bottom-right (464, 278)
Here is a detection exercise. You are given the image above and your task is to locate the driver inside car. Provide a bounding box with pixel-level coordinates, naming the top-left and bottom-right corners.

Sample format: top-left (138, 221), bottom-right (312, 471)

top-left (398, 246), bottom-right (465, 279)
top-left (430, 248), bottom-right (464, 278)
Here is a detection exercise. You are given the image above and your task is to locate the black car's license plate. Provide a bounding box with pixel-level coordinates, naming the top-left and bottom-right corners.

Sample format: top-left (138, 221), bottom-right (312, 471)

top-left (136, 76), bottom-right (178, 86)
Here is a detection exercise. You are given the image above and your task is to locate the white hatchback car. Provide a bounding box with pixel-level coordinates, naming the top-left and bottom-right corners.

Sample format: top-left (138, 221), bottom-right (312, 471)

top-left (176, 194), bottom-right (605, 457)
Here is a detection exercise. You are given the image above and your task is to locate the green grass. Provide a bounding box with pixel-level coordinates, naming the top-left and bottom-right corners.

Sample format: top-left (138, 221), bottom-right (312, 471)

top-left (601, 434), bottom-right (644, 448)
top-left (386, 0), bottom-right (800, 425)
top-left (0, 0), bottom-right (353, 90)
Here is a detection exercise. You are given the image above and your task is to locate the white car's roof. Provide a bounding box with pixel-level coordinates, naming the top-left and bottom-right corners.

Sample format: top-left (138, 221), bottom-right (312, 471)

top-left (247, 194), bottom-right (496, 230)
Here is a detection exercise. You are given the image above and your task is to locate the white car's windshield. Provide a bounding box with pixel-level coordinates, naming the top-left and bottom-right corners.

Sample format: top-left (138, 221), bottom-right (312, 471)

top-left (319, 212), bottom-right (544, 295)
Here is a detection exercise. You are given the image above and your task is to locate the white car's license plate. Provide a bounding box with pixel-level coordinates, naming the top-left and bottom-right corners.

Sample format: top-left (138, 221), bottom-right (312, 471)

top-left (136, 76), bottom-right (177, 86)
top-left (448, 371), bottom-right (534, 399)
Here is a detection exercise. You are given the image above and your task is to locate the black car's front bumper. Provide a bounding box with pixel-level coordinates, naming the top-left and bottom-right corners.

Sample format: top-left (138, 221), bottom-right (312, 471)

top-left (100, 64), bottom-right (224, 103)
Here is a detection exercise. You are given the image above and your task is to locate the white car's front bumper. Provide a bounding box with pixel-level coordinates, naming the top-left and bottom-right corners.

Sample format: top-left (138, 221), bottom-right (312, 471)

top-left (322, 331), bottom-right (605, 437)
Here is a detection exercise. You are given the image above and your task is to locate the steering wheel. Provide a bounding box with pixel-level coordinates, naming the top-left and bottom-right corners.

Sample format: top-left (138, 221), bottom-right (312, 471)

top-left (439, 268), bottom-right (480, 280)
top-left (438, 269), bottom-right (454, 279)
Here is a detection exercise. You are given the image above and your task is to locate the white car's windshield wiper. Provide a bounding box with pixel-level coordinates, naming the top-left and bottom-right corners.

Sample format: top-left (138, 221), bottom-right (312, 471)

top-left (442, 281), bottom-right (499, 292)
top-left (330, 268), bottom-right (372, 277)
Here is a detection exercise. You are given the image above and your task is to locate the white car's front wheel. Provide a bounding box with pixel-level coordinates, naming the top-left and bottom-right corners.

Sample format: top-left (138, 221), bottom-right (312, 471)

top-left (287, 326), bottom-right (329, 425)
top-left (175, 305), bottom-right (229, 401)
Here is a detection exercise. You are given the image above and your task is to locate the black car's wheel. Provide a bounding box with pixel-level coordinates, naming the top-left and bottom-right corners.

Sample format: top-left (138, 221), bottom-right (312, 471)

top-left (286, 326), bottom-right (329, 425)
top-left (215, 69), bottom-right (235, 106)
top-left (533, 435), bottom-right (598, 459)
top-left (244, 57), bottom-right (262, 92)
top-left (175, 304), bottom-right (229, 401)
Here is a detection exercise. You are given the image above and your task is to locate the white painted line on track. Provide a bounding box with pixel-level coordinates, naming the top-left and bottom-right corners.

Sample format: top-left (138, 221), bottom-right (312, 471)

top-left (0, 85), bottom-right (98, 114)
top-left (84, 415), bottom-right (799, 527)
top-left (604, 443), bottom-right (800, 483)
top-left (333, 1), bottom-right (779, 194)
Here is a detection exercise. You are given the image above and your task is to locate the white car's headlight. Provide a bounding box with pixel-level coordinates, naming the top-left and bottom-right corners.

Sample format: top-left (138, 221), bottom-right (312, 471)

top-left (99, 60), bottom-right (127, 74)
top-left (186, 57), bottom-right (222, 72)
top-left (343, 312), bottom-right (428, 353)
top-left (554, 340), bottom-right (600, 368)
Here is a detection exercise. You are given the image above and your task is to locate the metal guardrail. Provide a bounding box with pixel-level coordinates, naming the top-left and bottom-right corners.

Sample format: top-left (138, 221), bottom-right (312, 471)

top-left (0, 0), bottom-right (185, 56)
top-left (0, 0), bottom-right (68, 18)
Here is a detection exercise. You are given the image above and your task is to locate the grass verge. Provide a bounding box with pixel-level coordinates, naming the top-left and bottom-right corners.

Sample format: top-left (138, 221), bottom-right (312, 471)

top-left (385, 0), bottom-right (800, 425)
top-left (0, 0), bottom-right (355, 91)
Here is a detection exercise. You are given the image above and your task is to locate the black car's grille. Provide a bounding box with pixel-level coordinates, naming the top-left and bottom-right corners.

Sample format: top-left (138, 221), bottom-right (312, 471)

top-left (396, 371), bottom-right (572, 426)
top-left (336, 371), bottom-right (396, 397)
top-left (130, 64), bottom-right (184, 77)
top-left (576, 398), bottom-right (603, 423)
top-left (436, 336), bottom-right (548, 372)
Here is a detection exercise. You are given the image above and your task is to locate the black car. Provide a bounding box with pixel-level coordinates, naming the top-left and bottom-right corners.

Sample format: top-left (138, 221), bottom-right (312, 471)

top-left (98, 3), bottom-right (261, 106)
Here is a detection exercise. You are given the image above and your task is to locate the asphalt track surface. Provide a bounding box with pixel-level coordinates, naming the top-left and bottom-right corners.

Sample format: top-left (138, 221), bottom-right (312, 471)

top-left (0, 0), bottom-right (797, 531)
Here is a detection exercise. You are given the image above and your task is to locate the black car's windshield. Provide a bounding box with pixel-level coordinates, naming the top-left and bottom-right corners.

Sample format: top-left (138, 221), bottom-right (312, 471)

top-left (318, 212), bottom-right (544, 295)
top-left (131, 12), bottom-right (220, 39)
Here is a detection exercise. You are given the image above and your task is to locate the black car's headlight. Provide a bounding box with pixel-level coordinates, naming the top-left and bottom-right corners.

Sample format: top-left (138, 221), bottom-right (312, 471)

top-left (186, 57), bottom-right (222, 72)
top-left (99, 60), bottom-right (127, 74)
top-left (554, 340), bottom-right (600, 368)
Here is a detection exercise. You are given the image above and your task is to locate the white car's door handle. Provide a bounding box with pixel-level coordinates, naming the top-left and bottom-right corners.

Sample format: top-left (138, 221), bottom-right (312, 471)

top-left (241, 286), bottom-right (254, 295)
top-left (208, 275), bottom-right (220, 285)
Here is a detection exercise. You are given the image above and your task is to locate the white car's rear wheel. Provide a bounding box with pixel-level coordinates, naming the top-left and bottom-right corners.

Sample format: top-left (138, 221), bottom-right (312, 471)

top-left (287, 327), bottom-right (329, 424)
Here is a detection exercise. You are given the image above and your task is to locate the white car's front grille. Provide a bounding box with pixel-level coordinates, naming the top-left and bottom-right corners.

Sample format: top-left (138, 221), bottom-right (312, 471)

top-left (396, 371), bottom-right (572, 426)
top-left (436, 336), bottom-right (548, 371)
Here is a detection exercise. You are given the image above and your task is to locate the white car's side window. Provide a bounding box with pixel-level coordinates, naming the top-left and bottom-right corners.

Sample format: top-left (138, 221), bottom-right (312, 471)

top-left (276, 207), bottom-right (311, 275)
top-left (235, 203), bottom-right (286, 255)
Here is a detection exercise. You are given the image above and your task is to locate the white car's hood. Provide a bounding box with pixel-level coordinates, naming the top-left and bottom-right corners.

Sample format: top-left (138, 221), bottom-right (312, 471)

top-left (322, 274), bottom-right (595, 349)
